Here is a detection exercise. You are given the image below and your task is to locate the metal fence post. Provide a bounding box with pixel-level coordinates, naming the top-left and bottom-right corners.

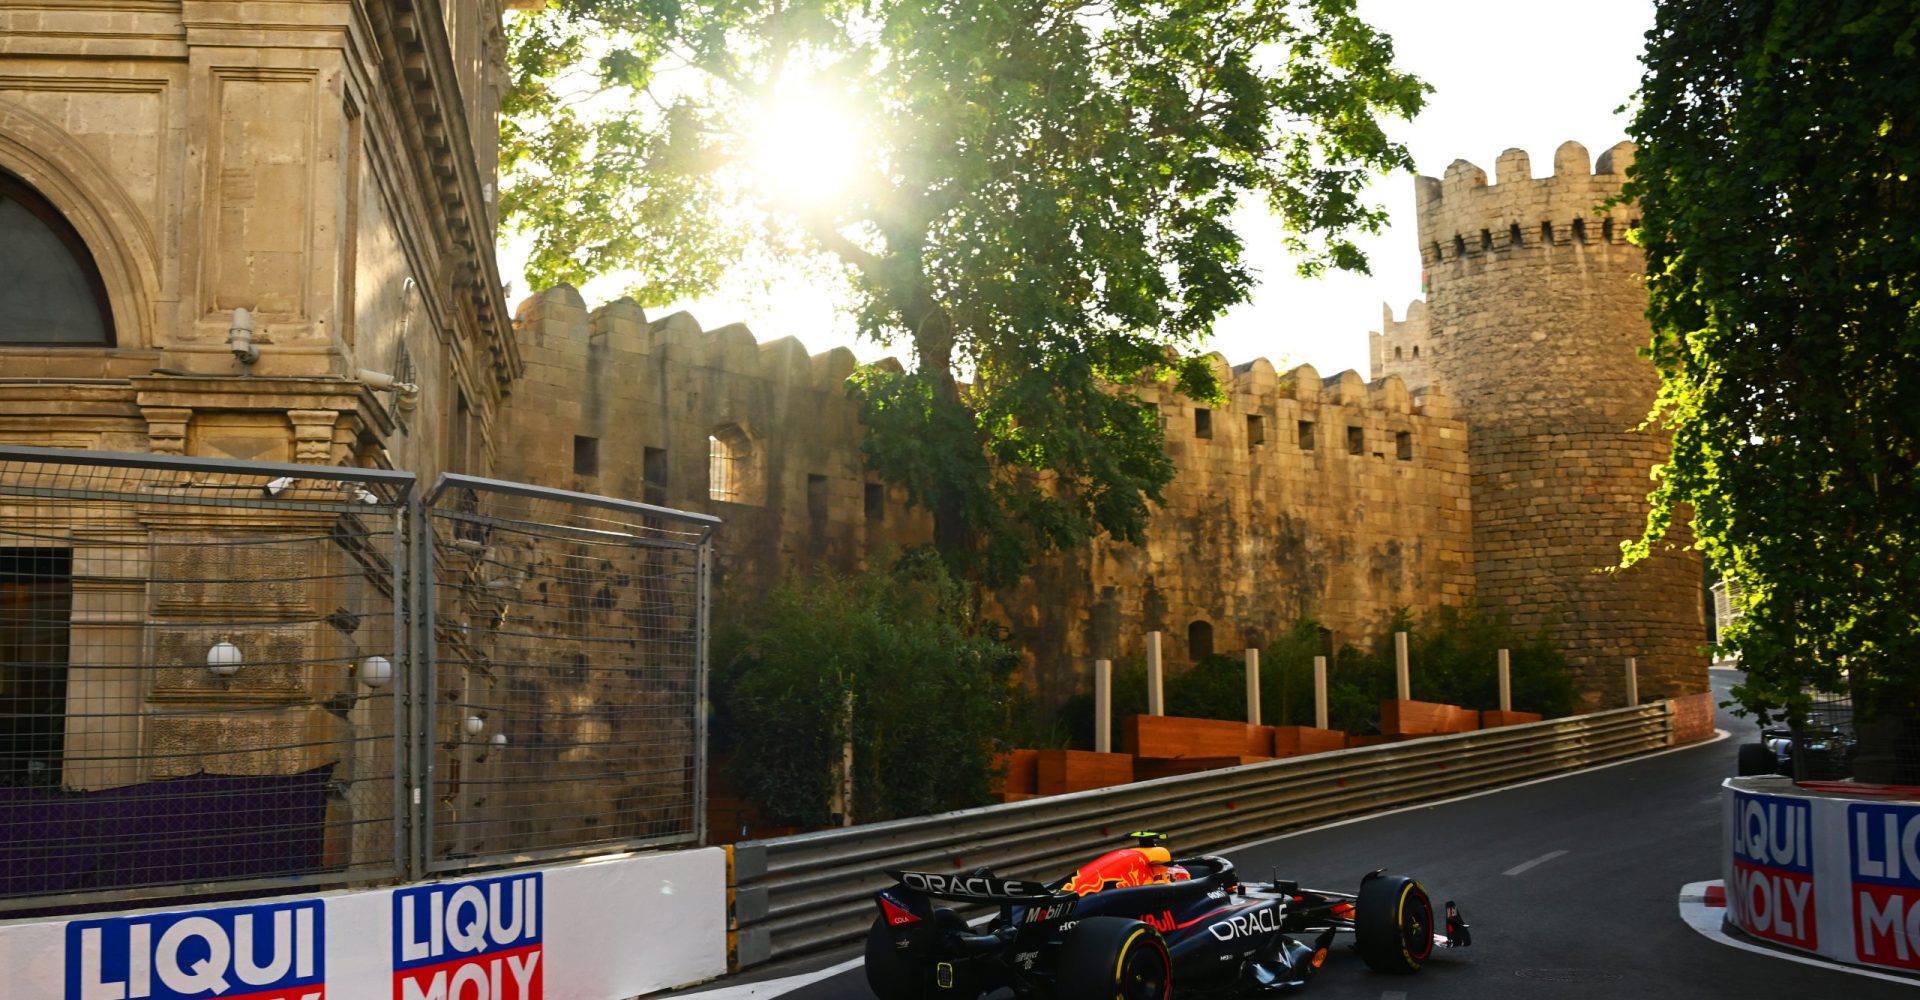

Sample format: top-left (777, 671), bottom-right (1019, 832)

top-left (410, 493), bottom-right (435, 881)
top-left (1497, 648), bottom-right (1512, 713)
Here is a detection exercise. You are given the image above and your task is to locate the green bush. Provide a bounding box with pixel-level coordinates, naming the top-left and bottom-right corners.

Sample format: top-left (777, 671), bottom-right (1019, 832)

top-left (711, 551), bottom-right (1017, 827)
top-left (1351, 606), bottom-right (1575, 719)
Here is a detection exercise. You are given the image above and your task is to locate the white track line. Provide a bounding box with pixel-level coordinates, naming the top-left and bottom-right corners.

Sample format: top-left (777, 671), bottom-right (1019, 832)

top-left (1678, 880), bottom-right (1920, 988)
top-left (1212, 727), bottom-right (1731, 857)
top-left (1502, 849), bottom-right (1568, 876)
top-left (669, 957), bottom-right (866, 1000)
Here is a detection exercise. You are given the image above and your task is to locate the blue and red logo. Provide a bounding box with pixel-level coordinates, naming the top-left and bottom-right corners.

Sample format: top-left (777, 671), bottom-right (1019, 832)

top-left (393, 872), bottom-right (542, 1000)
top-left (65, 899), bottom-right (325, 1000)
top-left (1848, 802), bottom-right (1920, 970)
top-left (1728, 791), bottom-right (1817, 950)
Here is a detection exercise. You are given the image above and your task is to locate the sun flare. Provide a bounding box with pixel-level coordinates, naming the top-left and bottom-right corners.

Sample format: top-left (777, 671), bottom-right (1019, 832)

top-left (745, 80), bottom-right (869, 210)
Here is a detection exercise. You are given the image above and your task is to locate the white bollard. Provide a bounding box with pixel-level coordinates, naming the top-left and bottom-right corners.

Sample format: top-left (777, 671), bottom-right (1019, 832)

top-left (1313, 655), bottom-right (1329, 731)
top-left (1245, 648), bottom-right (1261, 725)
top-left (1094, 658), bottom-right (1113, 753)
top-left (1497, 648), bottom-right (1512, 712)
top-left (1146, 631), bottom-right (1165, 716)
top-left (1625, 656), bottom-right (1639, 707)
top-left (832, 690), bottom-right (855, 826)
top-left (1394, 630), bottom-right (1411, 702)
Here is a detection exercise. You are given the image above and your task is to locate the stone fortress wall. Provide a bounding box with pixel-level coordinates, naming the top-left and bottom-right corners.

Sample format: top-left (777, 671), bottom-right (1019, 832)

top-left (495, 138), bottom-right (1708, 709)
top-left (1410, 140), bottom-right (1705, 705)
top-left (497, 294), bottom-right (1477, 702)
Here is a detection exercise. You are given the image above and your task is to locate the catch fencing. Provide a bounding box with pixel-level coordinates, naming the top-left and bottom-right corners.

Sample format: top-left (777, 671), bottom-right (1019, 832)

top-left (420, 474), bottom-right (712, 872)
top-left (726, 702), bottom-right (1676, 967)
top-left (0, 447), bottom-right (713, 915)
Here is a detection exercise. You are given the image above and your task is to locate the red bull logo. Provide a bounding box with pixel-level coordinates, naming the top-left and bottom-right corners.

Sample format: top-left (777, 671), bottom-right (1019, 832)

top-left (1066, 848), bottom-right (1166, 896)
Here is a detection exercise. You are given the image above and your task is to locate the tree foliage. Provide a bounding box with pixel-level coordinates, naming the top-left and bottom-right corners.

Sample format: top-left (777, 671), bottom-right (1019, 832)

top-left (1625, 1), bottom-right (1920, 739)
top-left (711, 552), bottom-right (1018, 826)
top-left (503, 0), bottom-right (1426, 582)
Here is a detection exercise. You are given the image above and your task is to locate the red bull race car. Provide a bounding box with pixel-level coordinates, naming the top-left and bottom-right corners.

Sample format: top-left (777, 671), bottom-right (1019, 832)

top-left (865, 833), bottom-right (1469, 1000)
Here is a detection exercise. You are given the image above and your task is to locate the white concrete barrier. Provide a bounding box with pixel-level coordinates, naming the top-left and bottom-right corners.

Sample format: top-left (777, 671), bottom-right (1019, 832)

top-left (0, 846), bottom-right (728, 999)
top-left (1723, 777), bottom-right (1920, 974)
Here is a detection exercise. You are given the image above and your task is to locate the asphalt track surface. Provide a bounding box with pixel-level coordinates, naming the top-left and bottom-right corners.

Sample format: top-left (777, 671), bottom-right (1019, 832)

top-left (683, 672), bottom-right (1917, 1000)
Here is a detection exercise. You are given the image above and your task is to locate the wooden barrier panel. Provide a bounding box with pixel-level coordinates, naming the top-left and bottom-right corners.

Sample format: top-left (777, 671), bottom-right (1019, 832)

top-left (1381, 699), bottom-right (1480, 736)
top-left (1480, 709), bottom-right (1544, 728)
top-left (1034, 750), bottom-right (1134, 794)
top-left (1133, 756), bottom-right (1273, 781)
top-left (1271, 726), bottom-right (1346, 757)
top-left (1123, 714), bottom-right (1254, 758)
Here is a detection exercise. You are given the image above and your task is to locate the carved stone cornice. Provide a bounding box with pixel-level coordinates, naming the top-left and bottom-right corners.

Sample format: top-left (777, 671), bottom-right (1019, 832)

top-left (360, 0), bottom-right (521, 399)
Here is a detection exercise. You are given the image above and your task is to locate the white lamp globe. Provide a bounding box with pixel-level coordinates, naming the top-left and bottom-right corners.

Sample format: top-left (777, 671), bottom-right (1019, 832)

top-left (359, 655), bottom-right (394, 689)
top-left (465, 715), bottom-right (485, 737)
top-left (206, 641), bottom-right (244, 677)
top-left (490, 733), bottom-right (508, 747)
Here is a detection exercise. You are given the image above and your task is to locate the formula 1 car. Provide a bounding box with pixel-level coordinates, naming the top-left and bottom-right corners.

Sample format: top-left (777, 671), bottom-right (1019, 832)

top-left (865, 833), bottom-right (1469, 1000)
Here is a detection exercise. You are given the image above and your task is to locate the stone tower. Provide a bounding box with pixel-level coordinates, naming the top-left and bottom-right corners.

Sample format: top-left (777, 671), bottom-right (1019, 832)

top-left (1413, 140), bottom-right (1706, 707)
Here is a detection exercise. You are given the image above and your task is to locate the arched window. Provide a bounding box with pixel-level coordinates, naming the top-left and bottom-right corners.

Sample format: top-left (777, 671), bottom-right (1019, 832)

top-left (707, 424), bottom-right (765, 504)
top-left (1187, 620), bottom-right (1214, 662)
top-left (0, 172), bottom-right (113, 345)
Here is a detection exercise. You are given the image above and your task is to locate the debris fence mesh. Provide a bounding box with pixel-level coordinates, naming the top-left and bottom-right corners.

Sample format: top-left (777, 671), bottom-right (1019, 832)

top-left (423, 476), bottom-right (710, 872)
top-left (0, 451), bottom-right (409, 911)
top-left (0, 449), bottom-right (714, 911)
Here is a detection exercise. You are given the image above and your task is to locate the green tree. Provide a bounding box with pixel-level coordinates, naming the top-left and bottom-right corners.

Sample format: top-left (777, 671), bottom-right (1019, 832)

top-left (504, 0), bottom-right (1427, 582)
top-left (712, 552), bottom-right (1018, 825)
top-left (1625, 0), bottom-right (1920, 776)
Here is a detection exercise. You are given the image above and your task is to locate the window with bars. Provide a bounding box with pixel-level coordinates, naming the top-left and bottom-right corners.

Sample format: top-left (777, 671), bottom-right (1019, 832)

top-left (0, 548), bottom-right (71, 788)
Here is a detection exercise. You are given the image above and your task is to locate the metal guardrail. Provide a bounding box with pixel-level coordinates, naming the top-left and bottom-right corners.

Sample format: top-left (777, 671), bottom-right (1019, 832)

top-left (726, 701), bottom-right (1674, 967)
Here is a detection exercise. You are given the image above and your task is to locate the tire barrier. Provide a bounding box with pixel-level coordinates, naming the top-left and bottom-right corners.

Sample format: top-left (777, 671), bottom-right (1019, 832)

top-left (727, 702), bottom-right (1676, 968)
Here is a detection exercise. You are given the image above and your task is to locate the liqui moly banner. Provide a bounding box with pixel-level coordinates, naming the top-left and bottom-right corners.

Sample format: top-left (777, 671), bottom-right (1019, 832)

top-left (65, 900), bottom-right (325, 1000)
top-left (1721, 780), bottom-right (1920, 974)
top-left (393, 873), bottom-right (543, 1000)
top-left (1848, 802), bottom-right (1920, 971)
top-left (1727, 790), bottom-right (1818, 949)
top-left (0, 848), bottom-right (725, 1000)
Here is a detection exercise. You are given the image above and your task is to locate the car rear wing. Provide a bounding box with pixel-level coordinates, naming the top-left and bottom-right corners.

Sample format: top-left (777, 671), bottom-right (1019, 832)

top-left (885, 869), bottom-right (1075, 905)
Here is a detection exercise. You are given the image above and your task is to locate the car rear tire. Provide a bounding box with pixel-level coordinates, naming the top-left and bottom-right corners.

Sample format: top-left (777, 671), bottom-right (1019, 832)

top-left (1057, 917), bottom-right (1172, 1000)
top-left (865, 917), bottom-right (926, 1000)
top-left (1737, 741), bottom-right (1778, 777)
top-left (1356, 875), bottom-right (1434, 974)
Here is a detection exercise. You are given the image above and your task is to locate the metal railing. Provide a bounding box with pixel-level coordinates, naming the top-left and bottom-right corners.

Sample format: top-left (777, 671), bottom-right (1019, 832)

top-left (0, 447), bottom-right (713, 914)
top-left (726, 702), bottom-right (1674, 967)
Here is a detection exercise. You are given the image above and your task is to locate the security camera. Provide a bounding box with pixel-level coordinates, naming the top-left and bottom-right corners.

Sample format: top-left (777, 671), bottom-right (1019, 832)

top-left (357, 369), bottom-right (418, 394)
top-left (230, 307), bottom-right (259, 365)
top-left (264, 476), bottom-right (295, 496)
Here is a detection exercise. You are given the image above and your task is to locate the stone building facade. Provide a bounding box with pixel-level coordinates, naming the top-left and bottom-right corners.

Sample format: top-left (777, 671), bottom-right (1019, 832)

top-left (0, 0), bottom-right (522, 857)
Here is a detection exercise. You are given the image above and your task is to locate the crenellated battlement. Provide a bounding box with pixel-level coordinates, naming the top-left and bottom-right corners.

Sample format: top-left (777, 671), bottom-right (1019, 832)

top-left (1414, 140), bottom-right (1638, 267)
top-left (514, 285), bottom-right (909, 394)
top-left (1368, 299), bottom-right (1434, 392)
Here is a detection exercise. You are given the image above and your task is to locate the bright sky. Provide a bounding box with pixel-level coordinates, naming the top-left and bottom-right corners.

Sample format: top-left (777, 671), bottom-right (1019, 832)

top-left (498, 0), bottom-right (1658, 378)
